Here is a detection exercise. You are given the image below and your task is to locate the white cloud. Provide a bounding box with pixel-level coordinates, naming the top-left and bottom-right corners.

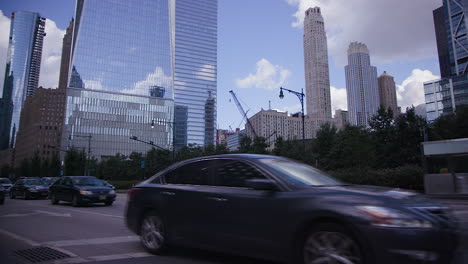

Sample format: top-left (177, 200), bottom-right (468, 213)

top-left (195, 64), bottom-right (216, 81)
top-left (39, 18), bottom-right (65, 88)
top-left (330, 86), bottom-right (347, 112)
top-left (286, 0), bottom-right (441, 65)
top-left (0, 10), bottom-right (10, 95)
top-left (236, 58), bottom-right (291, 90)
top-left (396, 69), bottom-right (439, 111)
top-left (83, 79), bottom-right (103, 90)
top-left (278, 103), bottom-right (302, 114)
top-left (121, 67), bottom-right (172, 97)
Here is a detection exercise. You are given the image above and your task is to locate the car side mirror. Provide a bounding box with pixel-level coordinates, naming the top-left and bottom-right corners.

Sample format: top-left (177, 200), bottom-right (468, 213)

top-left (245, 178), bottom-right (277, 191)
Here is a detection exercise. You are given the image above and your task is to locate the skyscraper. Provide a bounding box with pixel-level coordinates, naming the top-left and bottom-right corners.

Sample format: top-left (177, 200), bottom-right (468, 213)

top-left (63, 0), bottom-right (175, 159)
top-left (345, 42), bottom-right (380, 126)
top-left (433, 0), bottom-right (468, 77)
top-left (303, 7), bottom-right (331, 118)
top-left (174, 0), bottom-right (218, 146)
top-left (378, 71), bottom-right (399, 117)
top-left (0, 11), bottom-right (45, 150)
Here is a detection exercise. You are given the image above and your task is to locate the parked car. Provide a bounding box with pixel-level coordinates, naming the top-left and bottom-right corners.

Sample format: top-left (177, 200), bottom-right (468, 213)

top-left (41, 177), bottom-right (60, 186)
top-left (0, 186), bottom-right (4, 205)
top-left (100, 180), bottom-right (115, 189)
top-left (126, 154), bottom-right (458, 264)
top-left (10, 178), bottom-right (49, 199)
top-left (0, 178), bottom-right (12, 194)
top-left (49, 176), bottom-right (116, 206)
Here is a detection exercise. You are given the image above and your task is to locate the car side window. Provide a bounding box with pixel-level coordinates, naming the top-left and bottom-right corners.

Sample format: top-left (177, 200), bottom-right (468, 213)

top-left (164, 160), bottom-right (215, 186)
top-left (63, 178), bottom-right (73, 186)
top-left (213, 159), bottom-right (268, 188)
top-left (16, 180), bottom-right (24, 186)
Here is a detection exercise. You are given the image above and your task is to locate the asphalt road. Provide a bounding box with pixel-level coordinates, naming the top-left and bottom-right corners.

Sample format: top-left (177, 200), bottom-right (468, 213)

top-left (0, 194), bottom-right (467, 264)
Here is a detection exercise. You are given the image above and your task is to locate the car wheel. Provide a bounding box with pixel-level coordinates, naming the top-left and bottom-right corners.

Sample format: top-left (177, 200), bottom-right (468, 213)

top-left (10, 192), bottom-right (15, 199)
top-left (71, 195), bottom-right (80, 207)
top-left (51, 193), bottom-right (59, 205)
top-left (302, 223), bottom-right (363, 264)
top-left (140, 211), bottom-right (167, 255)
top-left (104, 201), bottom-right (113, 206)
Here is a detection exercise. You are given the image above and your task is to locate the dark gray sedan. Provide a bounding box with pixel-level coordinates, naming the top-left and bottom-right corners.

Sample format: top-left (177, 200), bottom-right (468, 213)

top-left (125, 154), bottom-right (458, 264)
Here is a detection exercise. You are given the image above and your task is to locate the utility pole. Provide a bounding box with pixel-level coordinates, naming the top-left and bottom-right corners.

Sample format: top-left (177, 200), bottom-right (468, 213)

top-left (279, 87), bottom-right (306, 152)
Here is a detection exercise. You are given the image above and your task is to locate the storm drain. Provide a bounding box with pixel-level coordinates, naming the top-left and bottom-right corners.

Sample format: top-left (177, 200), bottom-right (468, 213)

top-left (14, 247), bottom-right (71, 263)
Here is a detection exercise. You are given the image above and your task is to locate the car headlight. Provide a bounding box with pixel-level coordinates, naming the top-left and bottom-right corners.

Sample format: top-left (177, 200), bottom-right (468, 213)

top-left (109, 190), bottom-right (115, 195)
top-left (80, 190), bottom-right (93, 195)
top-left (357, 206), bottom-right (433, 228)
top-left (28, 187), bottom-right (38, 191)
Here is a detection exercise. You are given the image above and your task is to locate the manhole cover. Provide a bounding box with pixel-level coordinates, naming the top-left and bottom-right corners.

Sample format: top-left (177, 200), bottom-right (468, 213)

top-left (14, 247), bottom-right (71, 263)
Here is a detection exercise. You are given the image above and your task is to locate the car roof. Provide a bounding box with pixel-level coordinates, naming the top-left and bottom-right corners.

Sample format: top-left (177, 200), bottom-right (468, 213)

top-left (187, 153), bottom-right (287, 161)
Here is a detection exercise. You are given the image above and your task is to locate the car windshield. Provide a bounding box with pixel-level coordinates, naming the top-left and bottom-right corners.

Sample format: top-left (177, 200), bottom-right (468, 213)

top-left (72, 177), bottom-right (104, 186)
top-left (260, 159), bottom-right (344, 187)
top-left (0, 179), bottom-right (11, 184)
top-left (24, 179), bottom-right (45, 186)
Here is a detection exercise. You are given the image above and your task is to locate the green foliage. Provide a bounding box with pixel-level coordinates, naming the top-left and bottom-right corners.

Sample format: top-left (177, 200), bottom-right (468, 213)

top-left (330, 164), bottom-right (424, 191)
top-left (369, 106), bottom-right (398, 168)
top-left (238, 136), bottom-right (252, 153)
top-left (430, 105), bottom-right (468, 140)
top-left (64, 146), bottom-right (86, 175)
top-left (313, 123), bottom-right (337, 169)
top-left (252, 137), bottom-right (268, 154)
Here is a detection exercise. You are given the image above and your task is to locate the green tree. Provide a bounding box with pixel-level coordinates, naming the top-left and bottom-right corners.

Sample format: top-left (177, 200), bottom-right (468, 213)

top-left (49, 153), bottom-right (61, 177)
top-left (238, 136), bottom-right (252, 153)
top-left (393, 107), bottom-right (427, 166)
top-left (328, 125), bottom-right (376, 170)
top-left (251, 136), bottom-right (268, 154)
top-left (313, 123), bottom-right (337, 169)
top-left (31, 152), bottom-right (42, 177)
top-left (64, 146), bottom-right (86, 175)
top-left (369, 106), bottom-right (398, 168)
top-left (430, 105), bottom-right (468, 140)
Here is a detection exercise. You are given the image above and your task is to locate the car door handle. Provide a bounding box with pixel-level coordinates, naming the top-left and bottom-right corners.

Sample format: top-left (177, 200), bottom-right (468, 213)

top-left (207, 197), bottom-right (228, 202)
top-left (161, 191), bottom-right (175, 196)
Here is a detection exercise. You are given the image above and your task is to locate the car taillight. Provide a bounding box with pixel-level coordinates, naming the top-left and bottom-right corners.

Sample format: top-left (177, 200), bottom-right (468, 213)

top-left (127, 188), bottom-right (142, 202)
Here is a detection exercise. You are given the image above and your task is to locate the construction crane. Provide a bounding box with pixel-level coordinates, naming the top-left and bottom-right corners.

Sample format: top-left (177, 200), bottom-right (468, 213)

top-left (229, 90), bottom-right (258, 138)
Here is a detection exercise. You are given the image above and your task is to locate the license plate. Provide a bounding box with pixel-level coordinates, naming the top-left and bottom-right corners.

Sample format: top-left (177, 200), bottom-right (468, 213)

top-left (100, 196), bottom-right (106, 200)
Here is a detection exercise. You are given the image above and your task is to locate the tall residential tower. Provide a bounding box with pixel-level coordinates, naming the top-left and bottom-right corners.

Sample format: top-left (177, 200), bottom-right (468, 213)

top-left (0, 11), bottom-right (45, 150)
top-left (345, 42), bottom-right (380, 126)
top-left (303, 7), bottom-right (331, 118)
top-left (378, 71), bottom-right (399, 117)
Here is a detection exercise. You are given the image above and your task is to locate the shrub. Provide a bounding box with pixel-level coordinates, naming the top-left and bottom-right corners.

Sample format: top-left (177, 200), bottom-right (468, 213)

top-left (329, 165), bottom-right (424, 191)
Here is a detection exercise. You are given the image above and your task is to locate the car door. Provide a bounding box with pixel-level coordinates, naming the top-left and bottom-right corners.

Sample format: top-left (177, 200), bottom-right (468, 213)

top-left (12, 180), bottom-right (24, 196)
top-left (61, 178), bottom-right (75, 201)
top-left (51, 178), bottom-right (64, 200)
top-left (207, 159), bottom-right (289, 256)
top-left (161, 160), bottom-right (220, 246)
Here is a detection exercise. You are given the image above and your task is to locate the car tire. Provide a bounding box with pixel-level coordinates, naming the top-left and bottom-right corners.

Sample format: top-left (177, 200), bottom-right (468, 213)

top-left (300, 223), bottom-right (364, 264)
top-left (51, 193), bottom-right (59, 205)
top-left (10, 192), bottom-right (15, 199)
top-left (105, 201), bottom-right (113, 206)
top-left (71, 195), bottom-right (80, 207)
top-left (140, 211), bottom-right (168, 255)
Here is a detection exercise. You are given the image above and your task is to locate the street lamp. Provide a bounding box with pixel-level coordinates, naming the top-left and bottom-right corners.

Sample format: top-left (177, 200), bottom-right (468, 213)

top-left (279, 86), bottom-right (305, 150)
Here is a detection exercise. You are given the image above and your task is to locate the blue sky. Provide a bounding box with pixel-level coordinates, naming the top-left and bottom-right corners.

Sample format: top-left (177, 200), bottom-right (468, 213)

top-left (0, 0), bottom-right (442, 131)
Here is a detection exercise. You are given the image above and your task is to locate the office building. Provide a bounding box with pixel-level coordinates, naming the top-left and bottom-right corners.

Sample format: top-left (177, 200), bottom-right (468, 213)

top-left (378, 71), bottom-right (399, 117)
top-left (345, 42), bottom-right (380, 126)
top-left (334, 109), bottom-right (349, 130)
top-left (303, 7), bottom-right (332, 118)
top-left (63, 0), bottom-right (175, 159)
top-left (433, 0), bottom-right (468, 77)
top-left (14, 87), bottom-right (66, 165)
top-left (0, 11), bottom-right (46, 150)
top-left (227, 130), bottom-right (245, 152)
top-left (424, 74), bottom-right (468, 121)
top-left (174, 0), bottom-right (218, 146)
top-left (14, 20), bottom-right (73, 164)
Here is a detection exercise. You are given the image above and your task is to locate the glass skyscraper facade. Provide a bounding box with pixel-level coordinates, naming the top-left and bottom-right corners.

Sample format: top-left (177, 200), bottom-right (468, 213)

top-left (424, 74), bottom-right (468, 121)
top-left (0, 11), bottom-right (45, 150)
top-left (174, 0), bottom-right (218, 146)
top-left (345, 42), bottom-right (380, 127)
top-left (63, 0), bottom-right (176, 159)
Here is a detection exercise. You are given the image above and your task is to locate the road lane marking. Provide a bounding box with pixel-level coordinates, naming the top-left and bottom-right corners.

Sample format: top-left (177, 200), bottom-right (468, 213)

top-left (0, 228), bottom-right (41, 246)
top-left (35, 210), bottom-right (71, 217)
top-left (47, 252), bottom-right (153, 264)
top-left (44, 235), bottom-right (139, 247)
top-left (29, 203), bottom-right (124, 219)
top-left (0, 212), bottom-right (41, 217)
